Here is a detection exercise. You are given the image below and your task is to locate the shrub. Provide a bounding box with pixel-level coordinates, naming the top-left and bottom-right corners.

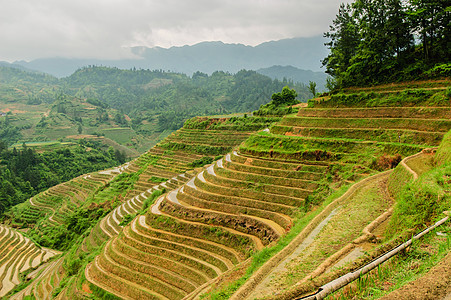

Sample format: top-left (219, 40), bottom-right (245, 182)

top-left (270, 86), bottom-right (299, 106)
top-left (371, 154), bottom-right (402, 171)
top-left (119, 213), bottom-right (136, 226)
top-left (148, 176), bottom-right (167, 183)
top-left (425, 63), bottom-right (451, 77)
top-left (140, 189), bottom-right (164, 214)
top-left (189, 156), bottom-right (214, 168)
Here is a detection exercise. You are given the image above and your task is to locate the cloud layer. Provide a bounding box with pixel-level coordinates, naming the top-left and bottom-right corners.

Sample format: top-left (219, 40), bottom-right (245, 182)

top-left (0, 0), bottom-right (346, 62)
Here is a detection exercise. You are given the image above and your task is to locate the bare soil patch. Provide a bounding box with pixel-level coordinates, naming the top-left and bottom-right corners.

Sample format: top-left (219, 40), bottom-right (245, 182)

top-left (82, 282), bottom-right (93, 294)
top-left (293, 103), bottom-right (308, 108)
top-left (66, 134), bottom-right (102, 139)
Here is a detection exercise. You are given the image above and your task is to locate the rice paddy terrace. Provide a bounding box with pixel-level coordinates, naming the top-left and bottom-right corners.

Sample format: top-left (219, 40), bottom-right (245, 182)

top-left (1, 81), bottom-right (450, 299)
top-left (84, 83), bottom-right (449, 299)
top-left (0, 225), bottom-right (59, 298)
top-left (0, 116), bottom-right (263, 299)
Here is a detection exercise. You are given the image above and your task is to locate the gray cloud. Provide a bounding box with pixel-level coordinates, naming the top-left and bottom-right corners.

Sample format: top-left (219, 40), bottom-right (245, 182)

top-left (0, 0), bottom-right (347, 62)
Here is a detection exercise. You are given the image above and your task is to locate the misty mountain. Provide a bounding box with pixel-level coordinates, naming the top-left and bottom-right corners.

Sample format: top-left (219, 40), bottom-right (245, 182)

top-left (12, 36), bottom-right (328, 78)
top-left (256, 65), bottom-right (327, 91)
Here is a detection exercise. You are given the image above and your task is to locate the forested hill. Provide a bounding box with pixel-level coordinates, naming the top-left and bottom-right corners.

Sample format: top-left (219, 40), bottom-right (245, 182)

top-left (323, 0), bottom-right (449, 88)
top-left (0, 140), bottom-right (125, 216)
top-left (0, 65), bottom-right (312, 153)
top-left (61, 66), bottom-right (311, 130)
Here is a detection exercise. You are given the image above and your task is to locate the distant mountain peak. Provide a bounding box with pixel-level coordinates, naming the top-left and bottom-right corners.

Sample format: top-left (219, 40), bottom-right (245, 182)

top-left (13, 35), bottom-right (328, 78)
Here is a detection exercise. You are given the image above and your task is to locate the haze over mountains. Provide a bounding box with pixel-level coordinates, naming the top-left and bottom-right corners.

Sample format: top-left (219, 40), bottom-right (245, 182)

top-left (3, 36), bottom-right (328, 87)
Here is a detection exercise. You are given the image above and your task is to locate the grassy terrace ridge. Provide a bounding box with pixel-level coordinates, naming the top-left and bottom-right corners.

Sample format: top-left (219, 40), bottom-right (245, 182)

top-left (309, 83), bottom-right (450, 109)
top-left (295, 106), bottom-right (451, 119)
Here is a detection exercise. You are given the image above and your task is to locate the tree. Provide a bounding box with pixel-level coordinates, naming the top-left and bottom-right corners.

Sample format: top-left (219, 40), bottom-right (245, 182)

top-left (308, 81), bottom-right (317, 97)
top-left (410, 0), bottom-right (451, 64)
top-left (323, 0), bottom-right (449, 88)
top-left (386, 0), bottom-right (414, 63)
top-left (77, 124), bottom-right (82, 134)
top-left (322, 3), bottom-right (360, 87)
top-left (271, 86), bottom-right (298, 106)
top-left (114, 149), bottom-right (126, 164)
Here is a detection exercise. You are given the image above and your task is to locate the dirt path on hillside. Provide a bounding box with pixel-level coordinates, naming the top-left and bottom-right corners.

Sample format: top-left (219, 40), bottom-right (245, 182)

top-left (231, 170), bottom-right (392, 300)
top-left (247, 207), bottom-right (340, 299)
top-left (98, 162), bottom-right (129, 175)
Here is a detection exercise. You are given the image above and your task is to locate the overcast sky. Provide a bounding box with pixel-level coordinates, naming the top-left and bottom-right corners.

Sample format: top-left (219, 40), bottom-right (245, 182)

top-left (0, 0), bottom-right (347, 62)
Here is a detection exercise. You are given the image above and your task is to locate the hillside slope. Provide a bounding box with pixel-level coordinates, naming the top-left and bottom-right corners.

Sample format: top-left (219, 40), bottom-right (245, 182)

top-left (1, 80), bottom-right (450, 300)
top-left (84, 81), bottom-right (449, 299)
top-left (0, 65), bottom-right (310, 154)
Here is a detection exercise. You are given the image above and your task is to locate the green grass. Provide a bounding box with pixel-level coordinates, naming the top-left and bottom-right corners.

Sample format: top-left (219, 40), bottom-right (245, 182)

top-left (100, 128), bottom-right (135, 145)
top-left (311, 88), bottom-right (450, 108)
top-left (147, 176), bottom-right (168, 183)
top-left (405, 154), bottom-right (434, 176)
top-left (387, 162), bottom-right (451, 238)
top-left (435, 130), bottom-right (451, 166)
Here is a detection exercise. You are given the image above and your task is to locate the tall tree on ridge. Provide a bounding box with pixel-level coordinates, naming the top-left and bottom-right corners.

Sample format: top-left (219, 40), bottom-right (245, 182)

top-left (409, 0), bottom-right (451, 63)
top-left (322, 3), bottom-right (360, 88)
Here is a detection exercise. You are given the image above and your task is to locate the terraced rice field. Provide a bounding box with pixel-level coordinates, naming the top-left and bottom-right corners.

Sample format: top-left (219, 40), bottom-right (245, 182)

top-left (86, 146), bottom-right (362, 298)
top-left (86, 103), bottom-right (449, 299)
top-left (163, 129), bottom-right (251, 147)
top-left (3, 89), bottom-right (450, 299)
top-left (12, 172), bottom-right (114, 228)
top-left (125, 146), bottom-right (203, 182)
top-left (272, 106), bottom-right (450, 146)
top-left (48, 123), bottom-right (255, 298)
top-left (0, 225), bottom-right (60, 297)
top-left (82, 172), bottom-right (192, 251)
top-left (158, 127), bottom-right (253, 156)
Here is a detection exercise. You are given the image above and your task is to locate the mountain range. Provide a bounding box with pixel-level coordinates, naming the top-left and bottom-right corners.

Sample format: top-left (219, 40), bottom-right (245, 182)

top-left (3, 36), bottom-right (328, 85)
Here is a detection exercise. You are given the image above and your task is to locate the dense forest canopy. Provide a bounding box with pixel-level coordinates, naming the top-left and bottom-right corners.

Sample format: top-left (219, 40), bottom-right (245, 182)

top-left (0, 140), bottom-right (125, 216)
top-left (59, 66), bottom-right (311, 136)
top-left (323, 0), bottom-right (450, 88)
top-left (62, 66), bottom-right (310, 118)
